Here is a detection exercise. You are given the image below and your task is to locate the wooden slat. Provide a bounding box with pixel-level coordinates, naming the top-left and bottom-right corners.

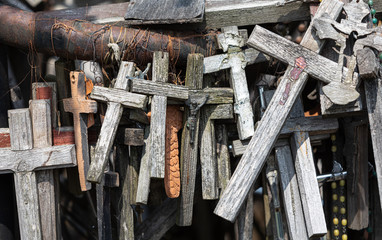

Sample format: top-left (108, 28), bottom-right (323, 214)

top-left (87, 62), bottom-right (135, 183)
top-left (90, 86), bottom-right (147, 109)
top-left (32, 82), bottom-right (57, 128)
top-left (214, 0), bottom-right (344, 222)
top-left (136, 126), bottom-right (151, 204)
top-left (216, 124), bottom-right (231, 195)
top-left (150, 51), bottom-right (169, 179)
top-left (177, 54), bottom-right (204, 226)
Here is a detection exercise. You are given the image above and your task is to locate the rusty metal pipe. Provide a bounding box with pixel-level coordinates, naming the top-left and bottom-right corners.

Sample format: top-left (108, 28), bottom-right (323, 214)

top-left (0, 5), bottom-right (217, 65)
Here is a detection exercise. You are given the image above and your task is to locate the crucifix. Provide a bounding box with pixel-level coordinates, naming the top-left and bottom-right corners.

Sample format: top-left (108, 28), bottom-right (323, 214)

top-left (63, 71), bottom-right (97, 191)
top-left (87, 62), bottom-right (147, 183)
top-left (215, 0), bottom-right (345, 222)
top-left (0, 101), bottom-right (76, 240)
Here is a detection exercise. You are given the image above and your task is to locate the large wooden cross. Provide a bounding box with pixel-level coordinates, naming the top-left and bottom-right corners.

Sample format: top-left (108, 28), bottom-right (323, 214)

top-left (87, 62), bottom-right (147, 183)
top-left (63, 71), bottom-right (97, 191)
top-left (0, 101), bottom-right (76, 240)
top-left (215, 0), bottom-right (345, 222)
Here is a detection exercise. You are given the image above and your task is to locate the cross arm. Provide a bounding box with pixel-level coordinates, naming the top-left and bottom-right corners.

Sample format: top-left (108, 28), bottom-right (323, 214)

top-left (90, 86), bottom-right (148, 109)
top-left (0, 144), bottom-right (76, 173)
top-left (63, 98), bottom-right (98, 114)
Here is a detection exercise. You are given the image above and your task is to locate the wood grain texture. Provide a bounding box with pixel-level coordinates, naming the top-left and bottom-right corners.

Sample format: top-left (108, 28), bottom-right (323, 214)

top-left (365, 76), bottom-right (382, 215)
top-left (214, 0), bottom-right (344, 222)
top-left (88, 62), bottom-right (135, 183)
top-left (8, 109), bottom-right (42, 240)
top-left (235, 186), bottom-right (254, 240)
top-left (55, 59), bottom-right (72, 127)
top-left (177, 54), bottom-right (204, 226)
top-left (90, 86), bottom-right (147, 109)
top-left (150, 51), bottom-right (169, 179)
top-left (32, 82), bottom-right (57, 128)
top-left (275, 144), bottom-right (308, 240)
top-left (216, 124), bottom-right (231, 195)
top-left (124, 128), bottom-right (144, 146)
top-left (64, 71), bottom-right (97, 191)
top-left (164, 105), bottom-right (183, 198)
top-left (30, 100), bottom-right (59, 240)
top-left (136, 126), bottom-right (151, 204)
top-left (291, 131), bottom-right (326, 237)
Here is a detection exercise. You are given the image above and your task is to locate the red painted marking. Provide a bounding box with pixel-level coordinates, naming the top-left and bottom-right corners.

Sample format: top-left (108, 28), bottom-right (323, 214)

top-left (0, 133), bottom-right (11, 148)
top-left (36, 87), bottom-right (52, 100)
top-left (53, 129), bottom-right (99, 146)
top-left (280, 57), bottom-right (307, 105)
top-left (279, 82), bottom-right (292, 105)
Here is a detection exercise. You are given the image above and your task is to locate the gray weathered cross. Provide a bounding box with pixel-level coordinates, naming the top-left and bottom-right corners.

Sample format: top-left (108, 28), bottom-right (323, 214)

top-left (214, 0), bottom-right (344, 222)
top-left (0, 101), bottom-right (76, 240)
top-left (63, 71), bottom-right (97, 191)
top-left (87, 62), bottom-right (148, 183)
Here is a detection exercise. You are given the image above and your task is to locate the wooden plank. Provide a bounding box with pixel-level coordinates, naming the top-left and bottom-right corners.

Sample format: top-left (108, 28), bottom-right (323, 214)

top-left (275, 144), bottom-right (308, 240)
top-left (235, 186), bottom-right (254, 240)
top-left (90, 86), bottom-right (148, 109)
top-left (124, 0), bottom-right (204, 24)
top-left (63, 71), bottom-right (97, 191)
top-left (164, 105), bottom-right (183, 198)
top-left (290, 131), bottom-right (326, 237)
top-left (214, 0), bottom-right (344, 222)
top-left (150, 51), bottom-right (169, 179)
top-left (124, 128), bottom-right (144, 146)
top-left (87, 62), bottom-right (135, 183)
top-left (216, 124), bottom-right (231, 195)
top-left (200, 104), bottom-right (233, 200)
top-left (136, 126), bottom-right (151, 204)
top-left (177, 54), bottom-right (204, 226)
top-left (54, 59), bottom-right (72, 127)
top-left (204, 0), bottom-right (310, 28)
top-left (8, 108), bottom-right (42, 240)
top-left (130, 78), bottom-right (233, 104)
top-left (30, 100), bottom-right (59, 240)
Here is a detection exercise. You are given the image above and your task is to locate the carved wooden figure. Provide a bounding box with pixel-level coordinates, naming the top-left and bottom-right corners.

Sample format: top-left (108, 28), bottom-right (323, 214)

top-left (215, 0), bottom-right (344, 222)
top-left (63, 71), bottom-right (97, 191)
top-left (0, 102), bottom-right (76, 240)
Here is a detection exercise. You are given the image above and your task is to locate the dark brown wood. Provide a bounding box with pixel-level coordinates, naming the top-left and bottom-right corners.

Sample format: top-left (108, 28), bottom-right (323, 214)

top-left (55, 59), bottom-right (73, 127)
top-left (63, 71), bottom-right (97, 191)
top-left (124, 128), bottom-right (144, 146)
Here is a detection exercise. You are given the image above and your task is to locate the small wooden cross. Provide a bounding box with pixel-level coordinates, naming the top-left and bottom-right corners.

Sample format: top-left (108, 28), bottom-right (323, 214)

top-left (63, 71), bottom-right (97, 191)
top-left (87, 62), bottom-right (147, 183)
top-left (215, 0), bottom-right (344, 222)
top-left (0, 101), bottom-right (76, 240)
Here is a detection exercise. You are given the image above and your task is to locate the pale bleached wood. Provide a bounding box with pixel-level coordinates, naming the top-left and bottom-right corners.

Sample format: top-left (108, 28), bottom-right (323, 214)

top-left (216, 124), bottom-right (231, 195)
top-left (8, 108), bottom-right (42, 240)
top-left (275, 144), bottom-right (308, 240)
top-left (136, 126), bottom-right (151, 204)
top-left (214, 0), bottom-right (344, 222)
top-left (90, 86), bottom-right (147, 109)
top-left (204, 0), bottom-right (310, 28)
top-left (150, 51), bottom-right (169, 179)
top-left (30, 100), bottom-right (58, 240)
top-left (290, 131), bottom-right (326, 237)
top-left (88, 62), bottom-right (135, 183)
top-left (200, 103), bottom-right (233, 200)
top-left (235, 185), bottom-right (254, 240)
top-left (32, 82), bottom-right (57, 128)
top-left (130, 78), bottom-right (233, 104)
top-left (9, 109), bottom-right (33, 150)
top-left (177, 54), bottom-right (204, 226)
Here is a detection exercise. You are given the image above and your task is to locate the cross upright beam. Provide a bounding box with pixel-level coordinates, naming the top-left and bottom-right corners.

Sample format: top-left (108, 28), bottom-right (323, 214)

top-left (63, 71), bottom-right (97, 191)
top-left (87, 62), bottom-right (147, 183)
top-left (214, 0), bottom-right (344, 222)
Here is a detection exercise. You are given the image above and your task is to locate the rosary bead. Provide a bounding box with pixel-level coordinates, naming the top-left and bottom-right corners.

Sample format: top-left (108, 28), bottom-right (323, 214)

top-left (373, 18), bottom-right (378, 24)
top-left (340, 180), bottom-right (346, 187)
top-left (333, 194), bottom-right (338, 201)
top-left (332, 145), bottom-right (337, 153)
top-left (331, 134), bottom-right (336, 141)
top-left (333, 229), bottom-right (340, 237)
top-left (331, 182), bottom-right (337, 189)
top-left (340, 207), bottom-right (346, 214)
top-left (333, 218), bottom-right (339, 225)
top-left (369, 0), bottom-right (374, 6)
top-left (371, 8), bottom-right (376, 15)
top-left (342, 234), bottom-right (348, 240)
top-left (333, 206), bottom-right (339, 213)
top-left (342, 219), bottom-right (347, 226)
top-left (340, 196), bottom-right (346, 203)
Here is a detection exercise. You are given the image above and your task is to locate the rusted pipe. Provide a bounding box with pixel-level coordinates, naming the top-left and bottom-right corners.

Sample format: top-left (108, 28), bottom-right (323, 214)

top-left (0, 5), bottom-right (217, 65)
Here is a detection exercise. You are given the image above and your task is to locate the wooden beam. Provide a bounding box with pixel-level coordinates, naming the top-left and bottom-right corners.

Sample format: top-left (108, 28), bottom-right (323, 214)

top-left (32, 82), bottom-right (57, 128)
top-left (177, 54), bottom-right (204, 226)
top-left (216, 124), bottom-right (231, 195)
top-left (87, 62), bottom-right (137, 183)
top-left (136, 126), bottom-right (151, 204)
top-left (214, 0), bottom-right (344, 222)
top-left (150, 51), bottom-right (169, 179)
top-left (90, 86), bottom-right (148, 109)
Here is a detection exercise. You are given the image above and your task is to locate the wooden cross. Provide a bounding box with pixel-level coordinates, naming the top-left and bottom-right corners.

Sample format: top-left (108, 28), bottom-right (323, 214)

top-left (63, 71), bottom-right (97, 191)
top-left (87, 62), bottom-right (147, 183)
top-left (214, 0), bottom-right (344, 222)
top-left (0, 101), bottom-right (76, 240)
top-left (203, 26), bottom-right (258, 140)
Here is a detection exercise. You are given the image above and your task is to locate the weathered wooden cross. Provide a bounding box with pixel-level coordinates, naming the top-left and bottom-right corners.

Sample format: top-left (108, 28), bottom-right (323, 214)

top-left (0, 101), bottom-right (76, 240)
top-left (87, 62), bottom-right (147, 183)
top-left (215, 0), bottom-right (345, 222)
top-left (63, 71), bottom-right (97, 191)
